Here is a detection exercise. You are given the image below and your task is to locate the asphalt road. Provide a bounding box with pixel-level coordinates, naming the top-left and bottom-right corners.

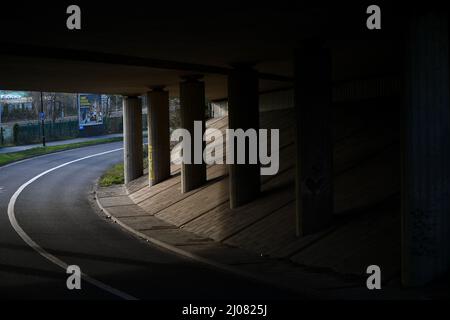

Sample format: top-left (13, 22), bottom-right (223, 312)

top-left (0, 142), bottom-right (296, 300)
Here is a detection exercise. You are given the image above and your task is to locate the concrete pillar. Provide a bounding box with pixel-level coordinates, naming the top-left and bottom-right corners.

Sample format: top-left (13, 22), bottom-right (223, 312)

top-left (123, 96), bottom-right (143, 184)
top-left (402, 11), bottom-right (450, 286)
top-left (294, 41), bottom-right (333, 237)
top-left (147, 87), bottom-right (171, 186)
top-left (228, 66), bottom-right (260, 209)
top-left (180, 75), bottom-right (207, 193)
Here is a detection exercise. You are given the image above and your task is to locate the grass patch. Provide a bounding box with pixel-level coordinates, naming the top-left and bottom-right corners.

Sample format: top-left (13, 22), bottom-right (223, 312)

top-left (99, 163), bottom-right (124, 187)
top-left (99, 149), bottom-right (148, 187)
top-left (0, 137), bottom-right (123, 167)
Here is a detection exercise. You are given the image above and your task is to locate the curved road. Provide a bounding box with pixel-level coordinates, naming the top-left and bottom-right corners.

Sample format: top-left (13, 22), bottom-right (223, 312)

top-left (0, 142), bottom-right (295, 300)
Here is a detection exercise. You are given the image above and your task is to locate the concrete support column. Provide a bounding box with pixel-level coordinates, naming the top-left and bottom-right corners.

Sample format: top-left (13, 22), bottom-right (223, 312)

top-left (180, 75), bottom-right (207, 193)
top-left (123, 96), bottom-right (143, 184)
top-left (228, 66), bottom-right (260, 209)
top-left (294, 41), bottom-right (333, 237)
top-left (402, 11), bottom-right (450, 286)
top-left (147, 87), bottom-right (171, 186)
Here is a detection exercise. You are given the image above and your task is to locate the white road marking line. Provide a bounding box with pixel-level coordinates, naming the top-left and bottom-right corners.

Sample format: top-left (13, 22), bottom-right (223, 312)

top-left (7, 147), bottom-right (138, 301)
top-left (0, 186), bottom-right (4, 193)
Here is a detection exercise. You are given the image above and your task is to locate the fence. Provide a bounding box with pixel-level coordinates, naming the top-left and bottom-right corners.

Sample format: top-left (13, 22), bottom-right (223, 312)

top-left (15, 120), bottom-right (80, 145)
top-left (0, 115), bottom-right (149, 146)
top-left (1, 116), bottom-right (128, 146)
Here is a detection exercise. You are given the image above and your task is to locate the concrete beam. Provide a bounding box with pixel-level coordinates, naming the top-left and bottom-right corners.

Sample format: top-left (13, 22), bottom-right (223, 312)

top-left (180, 76), bottom-right (207, 193)
top-left (294, 42), bottom-right (333, 236)
top-left (402, 11), bottom-right (450, 286)
top-left (228, 66), bottom-right (260, 209)
top-left (147, 88), bottom-right (171, 186)
top-left (123, 96), bottom-right (143, 184)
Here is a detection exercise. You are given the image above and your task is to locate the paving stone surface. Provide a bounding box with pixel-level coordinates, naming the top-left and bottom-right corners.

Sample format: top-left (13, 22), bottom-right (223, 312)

top-left (94, 111), bottom-right (415, 298)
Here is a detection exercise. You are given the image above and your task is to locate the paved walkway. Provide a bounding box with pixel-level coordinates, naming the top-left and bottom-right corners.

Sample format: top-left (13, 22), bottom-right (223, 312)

top-left (96, 182), bottom-right (429, 299)
top-left (94, 114), bottom-right (449, 299)
top-left (0, 133), bottom-right (124, 154)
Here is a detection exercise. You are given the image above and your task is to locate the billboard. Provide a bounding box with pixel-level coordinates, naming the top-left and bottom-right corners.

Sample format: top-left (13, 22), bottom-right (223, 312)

top-left (78, 94), bottom-right (103, 128)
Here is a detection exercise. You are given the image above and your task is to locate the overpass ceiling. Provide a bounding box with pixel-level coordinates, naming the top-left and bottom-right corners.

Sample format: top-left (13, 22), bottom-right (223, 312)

top-left (0, 55), bottom-right (290, 99)
top-left (0, 3), bottom-right (402, 98)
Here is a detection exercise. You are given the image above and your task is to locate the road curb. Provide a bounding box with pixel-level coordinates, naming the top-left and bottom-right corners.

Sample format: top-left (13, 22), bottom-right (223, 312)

top-left (93, 182), bottom-right (323, 299)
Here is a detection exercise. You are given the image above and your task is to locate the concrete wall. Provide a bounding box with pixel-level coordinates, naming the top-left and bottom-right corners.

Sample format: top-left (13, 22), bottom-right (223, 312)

top-left (211, 89), bottom-right (295, 118)
top-left (211, 76), bottom-right (400, 118)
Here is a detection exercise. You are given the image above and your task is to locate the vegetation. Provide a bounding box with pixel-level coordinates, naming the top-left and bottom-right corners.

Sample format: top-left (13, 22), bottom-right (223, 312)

top-left (0, 137), bottom-right (122, 167)
top-left (99, 145), bottom-right (148, 187)
top-left (99, 163), bottom-right (125, 187)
